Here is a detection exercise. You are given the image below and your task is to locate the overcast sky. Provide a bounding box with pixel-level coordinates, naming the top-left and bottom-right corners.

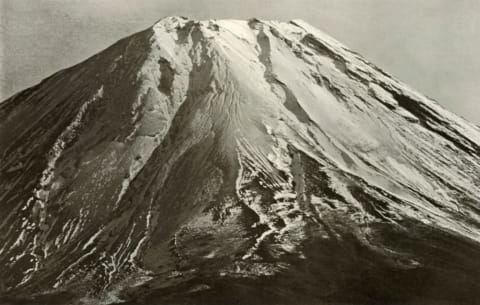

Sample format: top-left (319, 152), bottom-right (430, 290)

top-left (1, 0), bottom-right (479, 123)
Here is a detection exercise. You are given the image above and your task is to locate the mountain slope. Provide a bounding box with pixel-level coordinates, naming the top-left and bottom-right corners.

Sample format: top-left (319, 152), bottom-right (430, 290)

top-left (1, 17), bottom-right (480, 305)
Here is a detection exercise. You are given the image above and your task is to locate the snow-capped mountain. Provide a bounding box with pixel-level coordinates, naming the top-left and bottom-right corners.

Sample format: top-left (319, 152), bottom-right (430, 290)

top-left (1, 16), bottom-right (480, 305)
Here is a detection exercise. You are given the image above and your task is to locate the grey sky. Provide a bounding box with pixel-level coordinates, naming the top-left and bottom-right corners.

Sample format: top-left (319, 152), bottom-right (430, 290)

top-left (1, 0), bottom-right (479, 123)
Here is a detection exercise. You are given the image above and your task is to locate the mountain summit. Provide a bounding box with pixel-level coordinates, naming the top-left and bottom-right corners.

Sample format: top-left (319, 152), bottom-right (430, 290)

top-left (1, 17), bottom-right (480, 305)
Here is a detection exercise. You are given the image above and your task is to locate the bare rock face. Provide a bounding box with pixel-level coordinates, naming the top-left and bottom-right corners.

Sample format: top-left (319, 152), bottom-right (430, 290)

top-left (1, 17), bottom-right (480, 305)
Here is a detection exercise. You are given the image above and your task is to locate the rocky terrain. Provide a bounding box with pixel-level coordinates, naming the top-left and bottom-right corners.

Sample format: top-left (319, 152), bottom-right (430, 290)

top-left (1, 17), bottom-right (480, 305)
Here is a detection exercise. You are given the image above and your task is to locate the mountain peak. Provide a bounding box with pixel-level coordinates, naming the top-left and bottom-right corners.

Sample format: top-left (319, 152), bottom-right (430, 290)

top-left (1, 16), bottom-right (480, 305)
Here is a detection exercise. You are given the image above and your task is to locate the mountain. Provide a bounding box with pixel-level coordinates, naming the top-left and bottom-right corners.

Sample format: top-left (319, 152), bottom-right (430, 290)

top-left (1, 16), bottom-right (480, 305)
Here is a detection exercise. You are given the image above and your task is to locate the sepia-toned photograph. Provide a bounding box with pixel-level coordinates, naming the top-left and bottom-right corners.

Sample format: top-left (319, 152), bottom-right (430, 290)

top-left (1, 1), bottom-right (479, 304)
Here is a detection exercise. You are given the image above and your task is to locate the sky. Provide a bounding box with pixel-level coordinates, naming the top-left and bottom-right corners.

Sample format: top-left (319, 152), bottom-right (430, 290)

top-left (1, 0), bottom-right (479, 123)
